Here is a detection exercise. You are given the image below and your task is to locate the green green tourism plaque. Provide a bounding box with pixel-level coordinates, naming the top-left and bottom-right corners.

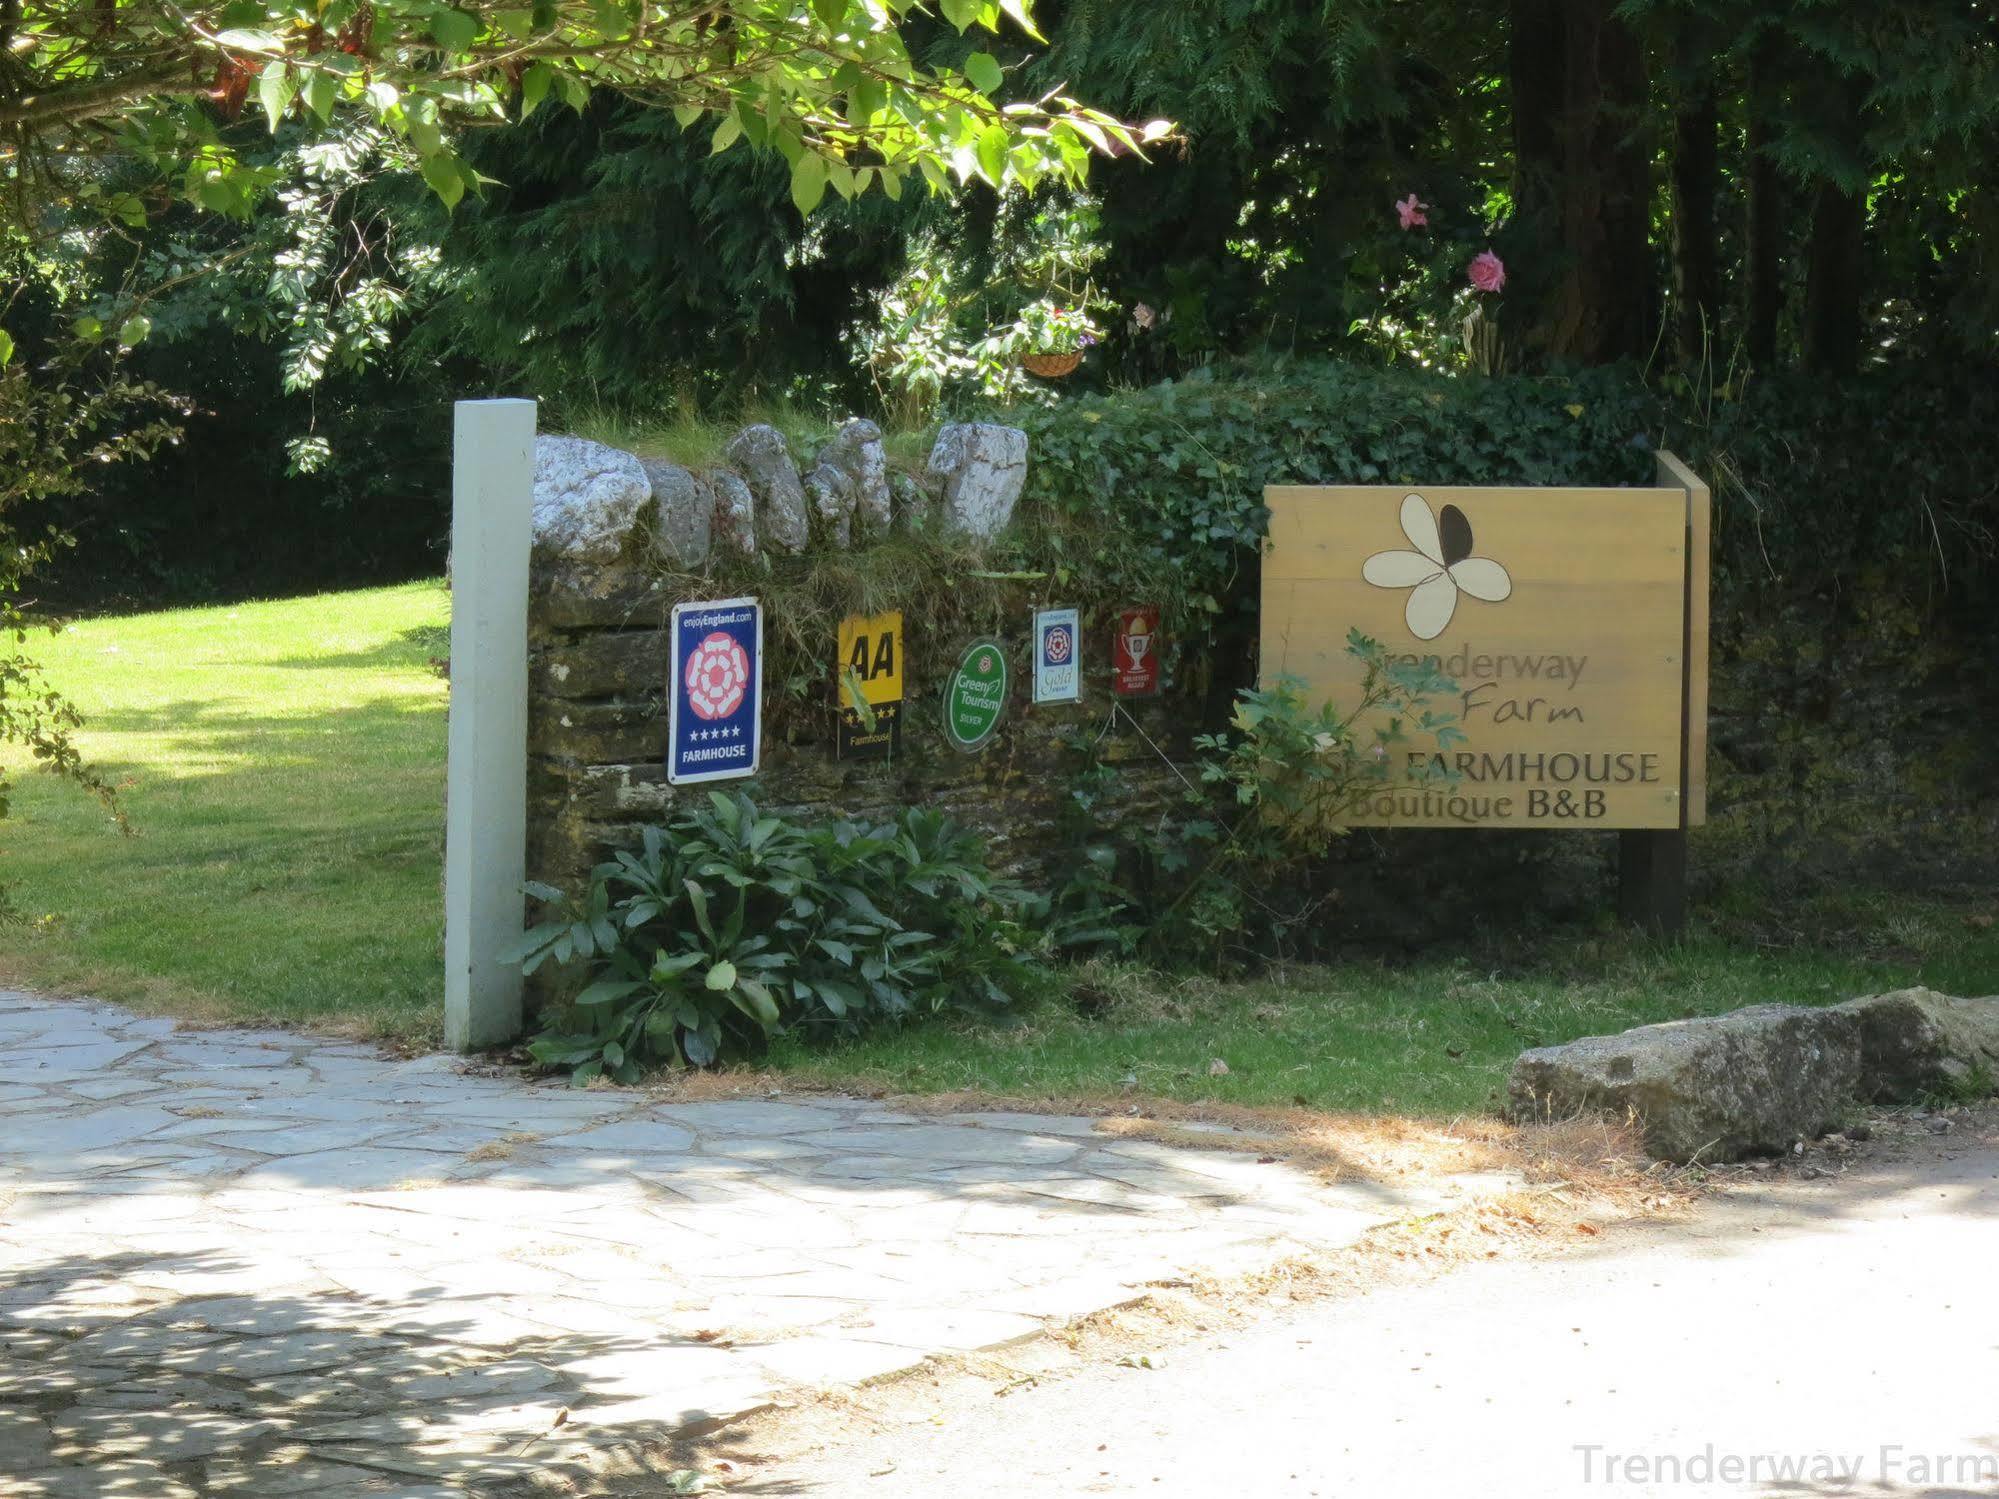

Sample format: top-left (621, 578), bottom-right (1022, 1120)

top-left (943, 639), bottom-right (1008, 752)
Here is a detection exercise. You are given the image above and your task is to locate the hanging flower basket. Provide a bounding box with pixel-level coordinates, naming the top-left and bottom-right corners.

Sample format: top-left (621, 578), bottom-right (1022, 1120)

top-left (1020, 350), bottom-right (1082, 378)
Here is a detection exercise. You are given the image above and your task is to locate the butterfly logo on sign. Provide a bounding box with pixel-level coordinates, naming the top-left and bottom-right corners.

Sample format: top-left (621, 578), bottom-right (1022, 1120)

top-left (1362, 493), bottom-right (1513, 641)
top-left (683, 631), bottom-right (749, 720)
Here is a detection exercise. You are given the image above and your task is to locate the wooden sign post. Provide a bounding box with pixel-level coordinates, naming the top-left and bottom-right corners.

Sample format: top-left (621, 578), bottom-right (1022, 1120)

top-left (1259, 453), bottom-right (1709, 932)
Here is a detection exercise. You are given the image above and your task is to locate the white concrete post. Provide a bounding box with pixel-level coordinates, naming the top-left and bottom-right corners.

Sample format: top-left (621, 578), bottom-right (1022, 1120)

top-left (444, 398), bottom-right (536, 1051)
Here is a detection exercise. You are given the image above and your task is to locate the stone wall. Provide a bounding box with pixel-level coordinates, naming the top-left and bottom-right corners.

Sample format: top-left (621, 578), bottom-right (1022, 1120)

top-left (523, 419), bottom-right (1196, 1006)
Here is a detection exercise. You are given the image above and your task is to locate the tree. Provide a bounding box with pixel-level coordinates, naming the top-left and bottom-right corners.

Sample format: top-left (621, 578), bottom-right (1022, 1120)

top-left (0, 0), bottom-right (1157, 831)
top-left (0, 335), bottom-right (179, 853)
top-left (0, 0), bottom-right (1161, 311)
top-left (1508, 0), bottom-right (1653, 364)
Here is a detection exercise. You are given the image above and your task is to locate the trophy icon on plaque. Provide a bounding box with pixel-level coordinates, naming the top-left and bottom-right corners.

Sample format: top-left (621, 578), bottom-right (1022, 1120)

top-left (1113, 604), bottom-right (1161, 698)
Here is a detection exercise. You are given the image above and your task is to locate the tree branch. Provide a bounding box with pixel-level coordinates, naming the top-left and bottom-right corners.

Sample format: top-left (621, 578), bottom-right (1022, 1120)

top-left (0, 62), bottom-right (202, 131)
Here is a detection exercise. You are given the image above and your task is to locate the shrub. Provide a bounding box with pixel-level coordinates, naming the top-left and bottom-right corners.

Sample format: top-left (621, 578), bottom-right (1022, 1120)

top-left (1019, 359), bottom-right (1663, 609)
top-left (1019, 357), bottom-right (1999, 626)
top-left (1053, 634), bottom-right (1465, 968)
top-left (510, 792), bottom-right (1043, 1081)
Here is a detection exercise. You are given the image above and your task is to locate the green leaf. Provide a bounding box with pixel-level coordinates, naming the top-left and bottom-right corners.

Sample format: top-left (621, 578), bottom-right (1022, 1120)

top-left (407, 103), bottom-right (443, 156)
top-left (682, 1028), bottom-right (718, 1067)
top-left (652, 950), bottom-right (705, 980)
top-left (997, 0), bottom-right (1044, 38)
top-left (421, 154), bottom-right (466, 210)
top-left (683, 879), bottom-right (714, 941)
top-left (975, 124), bottom-right (1009, 186)
top-left (430, 8), bottom-right (480, 50)
top-left (521, 62), bottom-right (554, 118)
top-left (257, 68), bottom-right (298, 131)
top-left (734, 976), bottom-right (779, 1027)
top-left (522, 879), bottom-right (565, 903)
top-left (0, 328), bottom-right (12, 365)
top-left (790, 152), bottom-right (828, 216)
top-left (704, 960), bottom-right (737, 992)
top-left (302, 69), bottom-right (336, 124)
top-left (574, 977), bottom-right (645, 1007)
top-left (839, 667), bottom-right (877, 728)
top-left (940, 0), bottom-right (978, 30)
top-left (964, 51), bottom-right (1004, 95)
top-left (116, 314), bottom-right (151, 349)
top-left (710, 113), bottom-right (742, 154)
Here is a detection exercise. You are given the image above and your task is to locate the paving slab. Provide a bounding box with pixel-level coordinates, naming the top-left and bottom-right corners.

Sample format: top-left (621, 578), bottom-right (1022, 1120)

top-left (0, 991), bottom-right (1513, 1495)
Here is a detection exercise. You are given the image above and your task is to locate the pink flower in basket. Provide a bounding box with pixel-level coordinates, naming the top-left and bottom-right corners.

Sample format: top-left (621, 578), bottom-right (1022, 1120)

top-left (1468, 250), bottom-right (1507, 293)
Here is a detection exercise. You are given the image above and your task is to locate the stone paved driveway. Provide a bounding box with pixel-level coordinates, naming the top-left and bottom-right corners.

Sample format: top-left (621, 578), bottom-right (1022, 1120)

top-left (0, 994), bottom-right (1510, 1496)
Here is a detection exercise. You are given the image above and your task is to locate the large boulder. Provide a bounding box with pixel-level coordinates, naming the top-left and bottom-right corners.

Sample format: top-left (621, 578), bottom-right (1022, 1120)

top-left (724, 425), bottom-right (810, 554)
top-left (638, 459), bottom-right (711, 569)
top-left (1837, 988), bottom-right (1999, 1101)
top-left (1508, 1005), bottom-right (1863, 1163)
top-left (815, 418), bottom-right (892, 535)
top-left (533, 437), bottom-right (651, 564)
top-left (926, 423), bottom-right (1028, 541)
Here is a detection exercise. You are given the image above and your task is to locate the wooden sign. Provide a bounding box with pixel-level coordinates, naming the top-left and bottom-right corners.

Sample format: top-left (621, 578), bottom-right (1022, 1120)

top-left (835, 610), bottom-right (903, 760)
top-left (1260, 454), bottom-right (1708, 831)
top-left (1112, 605), bottom-right (1161, 697)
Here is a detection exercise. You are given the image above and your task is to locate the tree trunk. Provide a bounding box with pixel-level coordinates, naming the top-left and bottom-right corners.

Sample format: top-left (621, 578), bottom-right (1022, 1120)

top-left (1801, 75), bottom-right (1869, 375)
top-left (1510, 0), bottom-right (1563, 227)
top-left (1802, 180), bottom-right (1865, 374)
top-left (1669, 54), bottom-right (1720, 367)
top-left (1743, 41), bottom-right (1783, 366)
top-left (1511, 0), bottom-right (1654, 365)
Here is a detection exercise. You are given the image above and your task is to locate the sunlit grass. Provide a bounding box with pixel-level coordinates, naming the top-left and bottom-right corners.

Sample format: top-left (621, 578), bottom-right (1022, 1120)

top-left (764, 906), bottom-right (1999, 1118)
top-left (0, 581), bottom-right (450, 1043)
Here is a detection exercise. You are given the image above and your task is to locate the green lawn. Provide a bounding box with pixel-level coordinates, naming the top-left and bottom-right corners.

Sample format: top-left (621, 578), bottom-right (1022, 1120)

top-left (0, 582), bottom-right (450, 1043)
top-left (1, 581), bottom-right (1993, 1117)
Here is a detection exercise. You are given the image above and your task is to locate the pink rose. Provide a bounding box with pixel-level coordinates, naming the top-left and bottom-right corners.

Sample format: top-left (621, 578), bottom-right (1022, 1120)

top-left (1468, 250), bottom-right (1507, 293)
top-left (1395, 194), bottom-right (1428, 230)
